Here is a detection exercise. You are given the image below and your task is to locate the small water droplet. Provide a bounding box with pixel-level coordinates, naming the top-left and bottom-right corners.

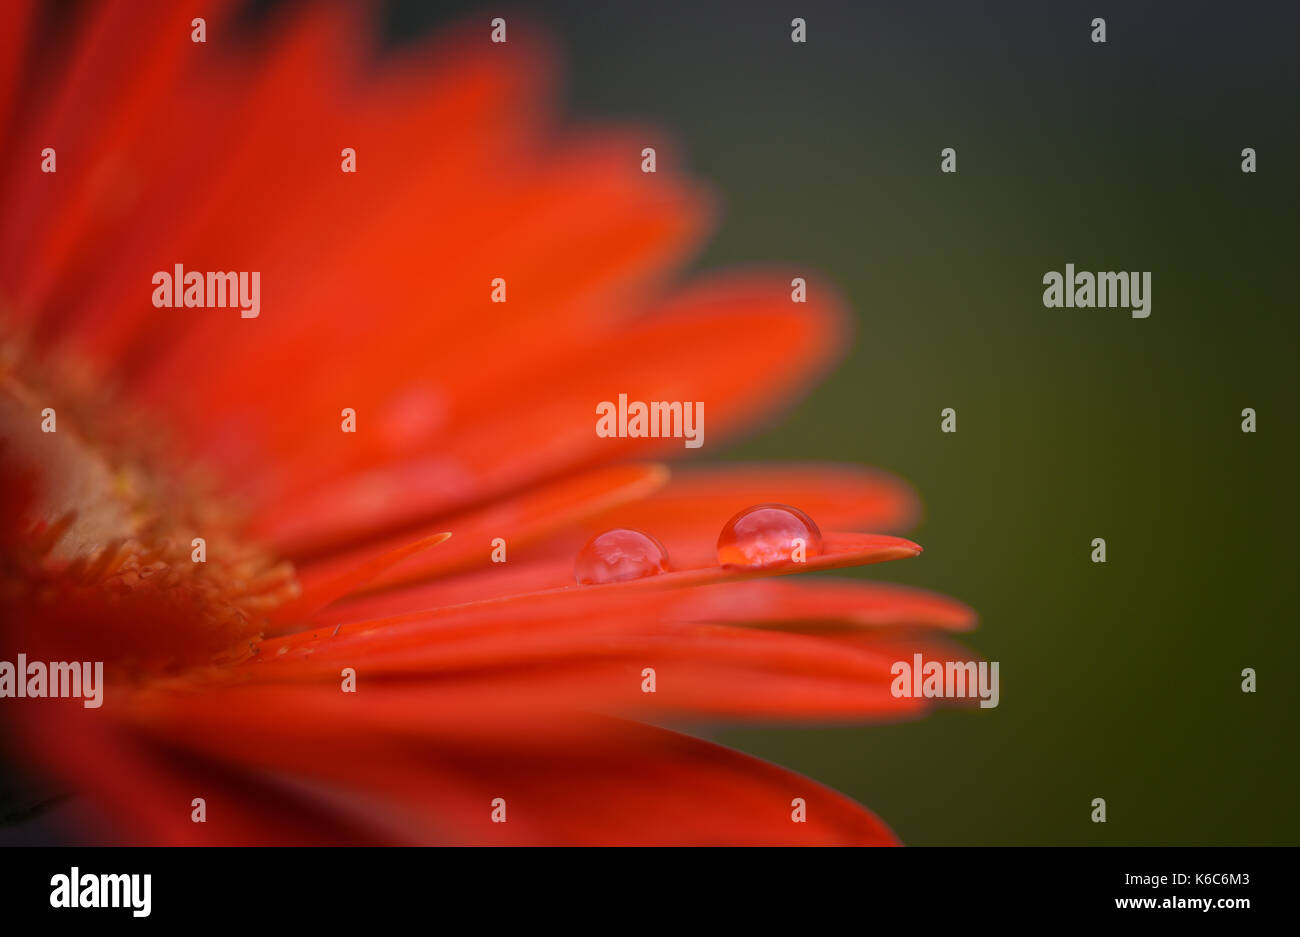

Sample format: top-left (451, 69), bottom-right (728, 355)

top-left (574, 528), bottom-right (671, 584)
top-left (716, 503), bottom-right (823, 567)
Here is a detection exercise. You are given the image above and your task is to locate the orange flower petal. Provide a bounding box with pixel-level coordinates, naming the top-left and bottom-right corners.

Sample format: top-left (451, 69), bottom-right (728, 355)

top-left (663, 578), bottom-right (977, 631)
top-left (525, 461), bottom-right (920, 570)
top-left (267, 530), bottom-right (921, 651)
top-left (135, 127), bottom-right (708, 510)
top-left (121, 687), bottom-right (897, 844)
top-left (267, 531), bottom-right (450, 629)
top-left (2, 1), bottom-right (242, 325)
top-left (315, 540), bottom-right (945, 629)
top-left (252, 576), bottom-right (961, 724)
top-left (0, 1), bottom-right (38, 177)
top-left (9, 701), bottom-right (385, 845)
top-left (307, 463), bottom-right (925, 618)
top-left (231, 274), bottom-right (843, 552)
top-left (274, 462), bottom-right (668, 572)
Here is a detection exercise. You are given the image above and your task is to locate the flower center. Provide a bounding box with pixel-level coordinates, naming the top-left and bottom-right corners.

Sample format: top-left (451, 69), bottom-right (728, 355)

top-left (0, 350), bottom-right (298, 679)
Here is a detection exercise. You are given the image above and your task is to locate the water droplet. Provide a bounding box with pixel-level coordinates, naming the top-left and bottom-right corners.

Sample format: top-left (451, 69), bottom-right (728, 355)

top-left (574, 528), bottom-right (671, 584)
top-left (716, 503), bottom-right (823, 568)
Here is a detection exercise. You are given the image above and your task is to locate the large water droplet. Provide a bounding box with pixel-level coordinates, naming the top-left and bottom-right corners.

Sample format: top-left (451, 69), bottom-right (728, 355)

top-left (716, 503), bottom-right (823, 568)
top-left (574, 528), bottom-right (671, 584)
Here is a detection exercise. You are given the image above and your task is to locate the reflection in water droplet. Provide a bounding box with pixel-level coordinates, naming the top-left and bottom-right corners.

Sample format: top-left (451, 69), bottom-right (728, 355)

top-left (574, 528), bottom-right (671, 584)
top-left (716, 503), bottom-right (823, 568)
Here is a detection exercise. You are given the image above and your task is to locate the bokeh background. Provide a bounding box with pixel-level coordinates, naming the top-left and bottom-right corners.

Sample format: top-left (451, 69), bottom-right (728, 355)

top-left (395, 0), bottom-right (1299, 845)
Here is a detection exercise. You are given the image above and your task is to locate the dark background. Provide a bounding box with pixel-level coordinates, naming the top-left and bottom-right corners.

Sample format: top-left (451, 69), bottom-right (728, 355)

top-left (395, 0), bottom-right (1300, 845)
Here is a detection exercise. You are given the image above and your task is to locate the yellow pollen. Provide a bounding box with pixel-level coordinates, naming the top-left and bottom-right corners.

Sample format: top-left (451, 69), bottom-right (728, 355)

top-left (0, 350), bottom-right (300, 677)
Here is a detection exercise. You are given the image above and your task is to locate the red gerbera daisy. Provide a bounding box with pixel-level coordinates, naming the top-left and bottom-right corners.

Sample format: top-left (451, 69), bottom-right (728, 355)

top-left (0, 2), bottom-right (976, 845)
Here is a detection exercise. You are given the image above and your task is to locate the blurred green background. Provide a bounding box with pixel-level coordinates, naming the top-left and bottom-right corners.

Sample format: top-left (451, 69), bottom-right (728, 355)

top-left (404, 0), bottom-right (1299, 844)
